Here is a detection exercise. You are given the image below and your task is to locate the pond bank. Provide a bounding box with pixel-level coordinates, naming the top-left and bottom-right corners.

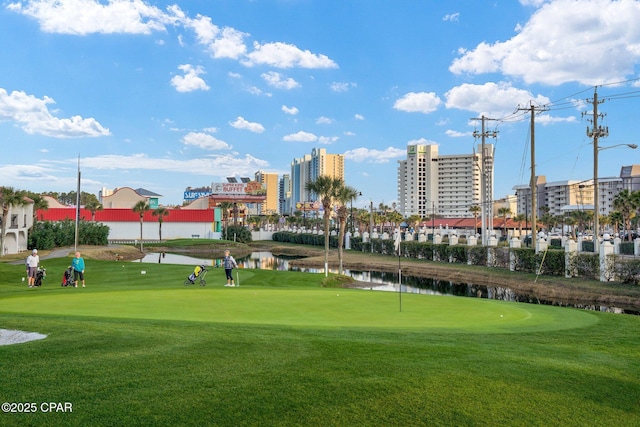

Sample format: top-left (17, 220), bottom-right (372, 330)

top-left (249, 242), bottom-right (640, 311)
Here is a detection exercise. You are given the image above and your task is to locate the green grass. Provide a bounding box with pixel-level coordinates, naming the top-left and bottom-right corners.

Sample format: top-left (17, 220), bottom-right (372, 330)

top-left (0, 258), bottom-right (639, 426)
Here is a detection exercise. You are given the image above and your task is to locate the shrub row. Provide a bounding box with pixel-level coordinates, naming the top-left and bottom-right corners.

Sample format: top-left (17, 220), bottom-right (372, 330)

top-left (271, 233), bottom-right (640, 283)
top-left (28, 219), bottom-right (109, 250)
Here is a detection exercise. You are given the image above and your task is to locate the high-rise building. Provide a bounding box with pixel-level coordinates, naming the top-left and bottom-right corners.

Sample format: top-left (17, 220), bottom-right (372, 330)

top-left (290, 148), bottom-right (345, 207)
top-left (254, 170), bottom-right (279, 215)
top-left (279, 174), bottom-right (291, 215)
top-left (397, 143), bottom-right (492, 218)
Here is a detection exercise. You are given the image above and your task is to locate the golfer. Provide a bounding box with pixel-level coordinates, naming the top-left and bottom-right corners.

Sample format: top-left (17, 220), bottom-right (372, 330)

top-left (223, 250), bottom-right (238, 287)
top-left (25, 249), bottom-right (39, 288)
top-left (71, 251), bottom-right (86, 287)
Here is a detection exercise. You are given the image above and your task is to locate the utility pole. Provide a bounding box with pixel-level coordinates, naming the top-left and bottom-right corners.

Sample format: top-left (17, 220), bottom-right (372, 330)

top-left (585, 89), bottom-right (608, 253)
top-left (517, 102), bottom-right (547, 249)
top-left (74, 154), bottom-right (81, 252)
top-left (472, 116), bottom-right (498, 246)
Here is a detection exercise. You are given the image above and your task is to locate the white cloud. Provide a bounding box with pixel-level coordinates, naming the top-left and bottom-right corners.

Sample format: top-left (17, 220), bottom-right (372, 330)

top-left (318, 136), bottom-right (338, 144)
top-left (343, 147), bottom-right (406, 164)
top-left (0, 88), bottom-right (110, 138)
top-left (445, 82), bottom-right (550, 118)
top-left (519, 0), bottom-right (549, 7)
top-left (534, 114), bottom-right (577, 126)
top-left (247, 86), bottom-right (272, 97)
top-left (50, 152), bottom-right (269, 178)
top-left (330, 82), bottom-right (356, 92)
top-left (316, 116), bottom-right (333, 125)
top-left (393, 92), bottom-right (442, 114)
top-left (7, 0), bottom-right (178, 35)
top-left (408, 138), bottom-right (438, 145)
top-left (282, 105), bottom-right (299, 115)
top-left (261, 71), bottom-right (300, 89)
top-left (443, 12), bottom-right (460, 22)
top-left (186, 14), bottom-right (248, 59)
top-left (243, 41), bottom-right (338, 69)
top-left (445, 130), bottom-right (473, 138)
top-left (229, 116), bottom-right (265, 133)
top-left (171, 64), bottom-right (209, 92)
top-left (182, 132), bottom-right (230, 150)
top-left (354, 114), bottom-right (365, 120)
top-left (283, 131), bottom-right (317, 142)
top-left (9, 1), bottom-right (338, 72)
top-left (450, 0), bottom-right (640, 85)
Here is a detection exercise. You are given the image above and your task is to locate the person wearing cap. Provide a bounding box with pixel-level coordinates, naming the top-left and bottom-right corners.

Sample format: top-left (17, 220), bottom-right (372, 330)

top-left (25, 249), bottom-right (40, 288)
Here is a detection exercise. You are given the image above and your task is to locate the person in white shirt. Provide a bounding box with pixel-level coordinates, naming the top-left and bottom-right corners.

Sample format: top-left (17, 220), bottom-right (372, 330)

top-left (25, 249), bottom-right (40, 288)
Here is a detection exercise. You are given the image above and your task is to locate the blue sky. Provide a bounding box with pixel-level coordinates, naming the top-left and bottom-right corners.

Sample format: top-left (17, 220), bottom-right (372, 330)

top-left (1, 0), bottom-right (640, 208)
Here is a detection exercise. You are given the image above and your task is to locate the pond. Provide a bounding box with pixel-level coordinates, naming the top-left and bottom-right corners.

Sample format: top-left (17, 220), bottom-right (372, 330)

top-left (137, 252), bottom-right (639, 315)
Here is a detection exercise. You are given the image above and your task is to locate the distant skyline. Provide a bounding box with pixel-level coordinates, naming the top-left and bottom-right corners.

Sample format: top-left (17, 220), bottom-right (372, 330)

top-left (1, 0), bottom-right (640, 208)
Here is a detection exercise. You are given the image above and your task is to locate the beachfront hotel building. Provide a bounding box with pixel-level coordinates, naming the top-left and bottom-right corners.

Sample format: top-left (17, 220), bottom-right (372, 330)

top-left (290, 148), bottom-right (345, 211)
top-left (397, 143), bottom-right (493, 218)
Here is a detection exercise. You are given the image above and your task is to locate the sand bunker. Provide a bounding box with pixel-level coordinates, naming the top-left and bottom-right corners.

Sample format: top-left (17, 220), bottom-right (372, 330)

top-left (0, 329), bottom-right (47, 346)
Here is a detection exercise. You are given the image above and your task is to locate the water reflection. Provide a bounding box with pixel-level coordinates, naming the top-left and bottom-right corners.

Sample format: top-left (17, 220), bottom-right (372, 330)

top-left (136, 252), bottom-right (639, 315)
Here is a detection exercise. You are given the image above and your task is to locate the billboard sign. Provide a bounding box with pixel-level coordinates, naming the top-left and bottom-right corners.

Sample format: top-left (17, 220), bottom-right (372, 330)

top-left (184, 191), bottom-right (212, 201)
top-left (295, 201), bottom-right (320, 211)
top-left (211, 181), bottom-right (265, 195)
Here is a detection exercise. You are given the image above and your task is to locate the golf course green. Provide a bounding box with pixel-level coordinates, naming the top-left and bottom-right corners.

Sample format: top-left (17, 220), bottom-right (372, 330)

top-left (1, 256), bottom-right (639, 426)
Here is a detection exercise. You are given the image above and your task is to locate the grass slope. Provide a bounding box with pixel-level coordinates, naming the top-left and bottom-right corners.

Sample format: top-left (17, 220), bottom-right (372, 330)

top-left (0, 258), bottom-right (639, 426)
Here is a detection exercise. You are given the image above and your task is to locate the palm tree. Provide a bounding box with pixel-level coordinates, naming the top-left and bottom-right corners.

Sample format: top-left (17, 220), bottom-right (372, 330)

top-left (407, 214), bottom-right (421, 232)
top-left (613, 190), bottom-right (635, 241)
top-left (633, 190), bottom-right (640, 236)
top-left (512, 213), bottom-right (525, 239)
top-left (218, 201), bottom-right (233, 238)
top-left (497, 207), bottom-right (511, 238)
top-left (334, 185), bottom-right (359, 275)
top-left (306, 176), bottom-right (342, 277)
top-left (565, 215), bottom-right (577, 240)
top-left (27, 192), bottom-right (49, 225)
top-left (132, 200), bottom-right (150, 251)
top-left (85, 199), bottom-right (103, 222)
top-left (0, 187), bottom-right (27, 256)
top-left (469, 205), bottom-right (481, 235)
top-left (152, 206), bottom-right (170, 242)
top-left (609, 211), bottom-right (623, 236)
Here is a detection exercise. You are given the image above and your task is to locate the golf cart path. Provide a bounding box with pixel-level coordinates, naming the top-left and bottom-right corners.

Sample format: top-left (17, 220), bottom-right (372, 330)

top-left (9, 248), bottom-right (73, 265)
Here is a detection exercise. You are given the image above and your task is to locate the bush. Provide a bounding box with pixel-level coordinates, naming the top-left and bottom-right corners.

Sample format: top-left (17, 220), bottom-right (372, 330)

top-left (223, 225), bottom-right (252, 243)
top-left (538, 249), bottom-right (565, 276)
top-left (468, 246), bottom-right (486, 266)
top-left (570, 253), bottom-right (599, 280)
top-left (28, 220), bottom-right (109, 249)
top-left (614, 257), bottom-right (640, 284)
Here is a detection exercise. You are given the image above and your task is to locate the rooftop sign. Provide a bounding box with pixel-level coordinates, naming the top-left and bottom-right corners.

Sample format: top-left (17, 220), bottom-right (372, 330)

top-left (211, 181), bottom-right (265, 195)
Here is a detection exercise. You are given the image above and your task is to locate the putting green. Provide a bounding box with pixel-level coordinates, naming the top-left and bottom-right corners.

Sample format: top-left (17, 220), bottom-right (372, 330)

top-left (0, 287), bottom-right (598, 332)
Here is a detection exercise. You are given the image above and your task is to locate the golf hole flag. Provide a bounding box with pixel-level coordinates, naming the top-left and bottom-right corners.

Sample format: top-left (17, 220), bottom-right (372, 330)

top-left (394, 227), bottom-right (401, 254)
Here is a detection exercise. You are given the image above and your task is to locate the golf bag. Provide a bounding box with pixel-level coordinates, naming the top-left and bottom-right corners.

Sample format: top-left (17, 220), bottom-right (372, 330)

top-left (61, 266), bottom-right (75, 287)
top-left (33, 267), bottom-right (46, 287)
top-left (184, 264), bottom-right (208, 286)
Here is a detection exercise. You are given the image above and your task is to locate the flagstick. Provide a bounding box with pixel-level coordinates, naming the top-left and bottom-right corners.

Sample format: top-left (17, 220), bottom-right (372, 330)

top-left (398, 248), bottom-right (402, 312)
